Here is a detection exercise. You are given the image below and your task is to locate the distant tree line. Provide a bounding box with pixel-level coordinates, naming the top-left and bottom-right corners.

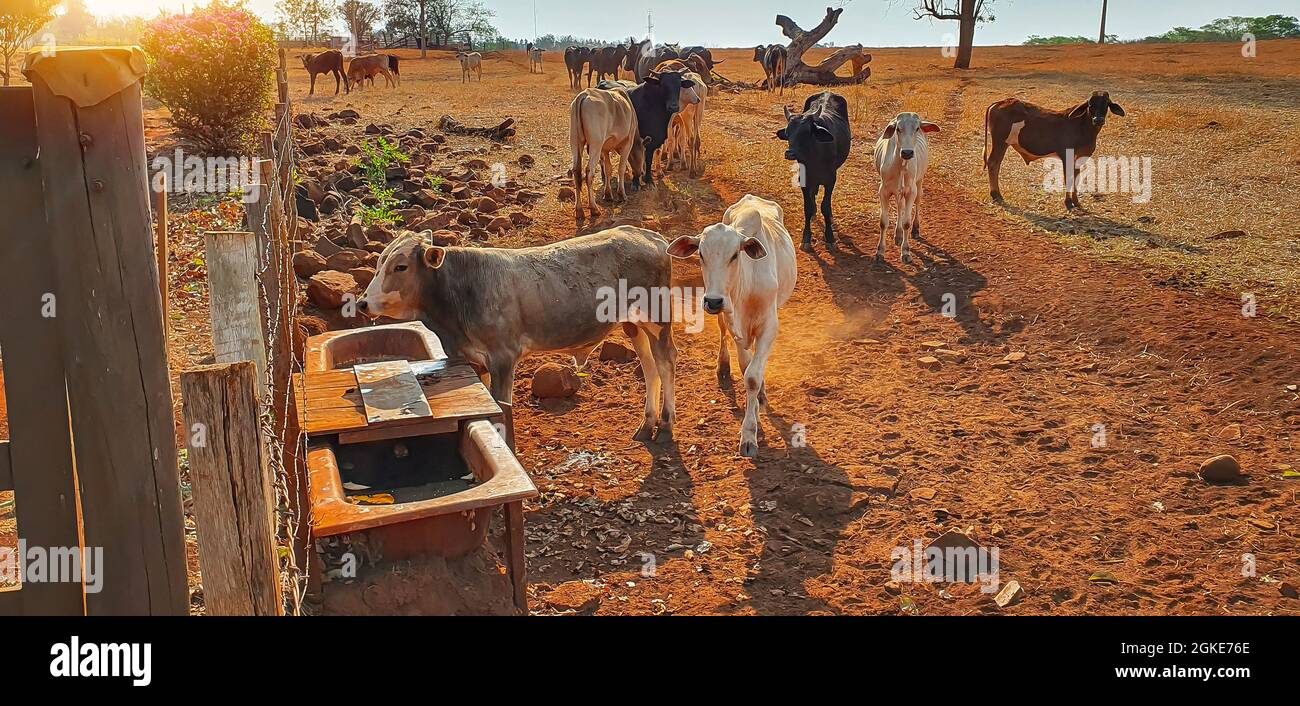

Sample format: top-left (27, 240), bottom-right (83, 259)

top-left (1025, 14), bottom-right (1299, 45)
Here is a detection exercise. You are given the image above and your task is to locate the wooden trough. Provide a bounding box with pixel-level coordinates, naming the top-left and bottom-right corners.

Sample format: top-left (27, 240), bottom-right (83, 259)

top-left (295, 322), bottom-right (536, 613)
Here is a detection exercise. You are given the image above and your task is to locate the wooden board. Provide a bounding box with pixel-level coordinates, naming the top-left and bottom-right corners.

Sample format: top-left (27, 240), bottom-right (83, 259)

top-left (355, 360), bottom-right (433, 424)
top-left (297, 363), bottom-right (500, 438)
top-left (204, 231), bottom-right (268, 381)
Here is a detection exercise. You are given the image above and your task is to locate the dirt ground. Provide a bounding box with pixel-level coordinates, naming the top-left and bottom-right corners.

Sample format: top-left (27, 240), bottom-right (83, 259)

top-left (4, 40), bottom-right (1299, 614)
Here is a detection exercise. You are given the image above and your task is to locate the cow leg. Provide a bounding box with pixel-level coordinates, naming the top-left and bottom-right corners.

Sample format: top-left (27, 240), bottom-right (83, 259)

top-left (585, 143), bottom-right (601, 216)
top-left (630, 326), bottom-right (662, 442)
top-left (643, 146), bottom-right (657, 185)
top-left (487, 356), bottom-right (519, 406)
top-left (739, 323), bottom-right (777, 458)
top-left (1063, 153), bottom-right (1082, 209)
top-left (716, 310), bottom-right (732, 384)
top-left (987, 141), bottom-right (1008, 203)
top-left (308, 72), bottom-right (316, 96)
top-left (876, 184), bottom-right (891, 262)
top-left (616, 140), bottom-right (634, 202)
top-left (900, 185), bottom-right (916, 265)
top-left (649, 323), bottom-right (677, 440)
top-left (911, 181), bottom-right (923, 237)
top-left (600, 149), bottom-right (615, 203)
top-left (821, 179), bottom-right (837, 248)
top-left (800, 186), bottom-right (815, 251)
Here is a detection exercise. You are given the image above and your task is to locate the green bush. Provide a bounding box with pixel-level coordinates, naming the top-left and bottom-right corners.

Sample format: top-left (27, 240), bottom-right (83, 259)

top-left (140, 2), bottom-right (277, 154)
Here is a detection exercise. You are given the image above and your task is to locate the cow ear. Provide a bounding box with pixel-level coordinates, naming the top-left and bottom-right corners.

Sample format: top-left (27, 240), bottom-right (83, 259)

top-left (423, 245), bottom-right (446, 269)
top-left (882, 123), bottom-right (897, 139)
top-left (645, 73), bottom-right (661, 84)
top-left (1108, 102), bottom-right (1125, 117)
top-left (1067, 102), bottom-right (1089, 119)
top-left (666, 235), bottom-right (700, 259)
top-left (920, 121), bottom-right (941, 133)
top-left (813, 124), bottom-right (835, 143)
top-left (741, 237), bottom-right (768, 260)
top-left (776, 128), bottom-right (788, 141)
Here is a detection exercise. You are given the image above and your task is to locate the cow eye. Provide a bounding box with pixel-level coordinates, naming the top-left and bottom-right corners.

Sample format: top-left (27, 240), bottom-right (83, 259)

top-left (394, 264), bottom-right (408, 273)
top-left (730, 253), bottom-right (738, 263)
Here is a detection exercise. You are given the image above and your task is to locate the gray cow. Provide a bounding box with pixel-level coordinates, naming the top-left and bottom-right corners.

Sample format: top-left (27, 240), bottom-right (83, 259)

top-left (358, 229), bottom-right (678, 441)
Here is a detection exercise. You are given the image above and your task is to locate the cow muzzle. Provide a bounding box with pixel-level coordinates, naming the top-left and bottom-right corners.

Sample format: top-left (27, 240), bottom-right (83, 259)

top-left (783, 149), bottom-right (797, 161)
top-left (702, 296), bottom-right (724, 315)
top-left (901, 149), bottom-right (914, 160)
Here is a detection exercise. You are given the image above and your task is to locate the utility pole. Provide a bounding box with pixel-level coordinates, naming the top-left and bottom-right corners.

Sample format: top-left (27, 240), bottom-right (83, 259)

top-left (1099, 0), bottom-right (1109, 44)
top-left (647, 9), bottom-right (654, 42)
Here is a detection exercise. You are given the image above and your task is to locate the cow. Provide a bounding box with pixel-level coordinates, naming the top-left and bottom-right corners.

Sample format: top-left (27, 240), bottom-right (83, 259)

top-left (569, 86), bottom-right (642, 217)
top-left (683, 54), bottom-right (711, 84)
top-left (346, 54), bottom-right (396, 90)
top-left (984, 91), bottom-right (1126, 209)
top-left (776, 91), bottom-right (851, 251)
top-left (457, 51), bottom-right (483, 82)
top-left (635, 42), bottom-right (681, 82)
top-left (873, 112), bottom-right (940, 265)
top-left (564, 46), bottom-right (593, 88)
top-left (667, 194), bottom-right (796, 458)
top-left (386, 54), bottom-right (401, 85)
top-left (654, 66), bottom-right (706, 177)
top-left (588, 44), bottom-right (627, 84)
top-left (680, 46), bottom-right (723, 73)
top-left (623, 39), bottom-right (647, 77)
top-left (358, 229), bottom-right (678, 442)
top-left (620, 68), bottom-right (697, 186)
top-left (754, 44), bottom-right (787, 94)
top-left (300, 50), bottom-right (348, 95)
top-left (529, 47), bottom-right (544, 73)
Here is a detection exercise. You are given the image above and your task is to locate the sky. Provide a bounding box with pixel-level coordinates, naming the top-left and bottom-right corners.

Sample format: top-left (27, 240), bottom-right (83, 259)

top-left (84, 0), bottom-right (1298, 46)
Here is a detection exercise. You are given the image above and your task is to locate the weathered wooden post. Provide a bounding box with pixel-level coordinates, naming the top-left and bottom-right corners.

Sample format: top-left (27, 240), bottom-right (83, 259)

top-left (153, 173), bottom-right (169, 341)
top-left (204, 231), bottom-right (269, 380)
top-left (24, 46), bottom-right (188, 614)
top-left (181, 361), bottom-right (284, 616)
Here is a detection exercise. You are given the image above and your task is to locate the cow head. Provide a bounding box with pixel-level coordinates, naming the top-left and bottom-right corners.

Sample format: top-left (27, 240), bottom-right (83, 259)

top-left (776, 105), bottom-right (836, 162)
top-left (753, 45), bottom-right (767, 62)
top-left (358, 232), bottom-right (441, 321)
top-left (300, 54), bottom-right (313, 69)
top-left (646, 69), bottom-right (695, 114)
top-left (881, 112), bottom-right (939, 161)
top-left (624, 40), bottom-right (647, 71)
top-left (667, 224), bottom-right (767, 315)
top-left (1069, 91), bottom-right (1125, 128)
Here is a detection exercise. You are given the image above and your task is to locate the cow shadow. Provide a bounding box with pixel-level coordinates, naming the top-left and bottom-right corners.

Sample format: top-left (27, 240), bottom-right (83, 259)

top-left (902, 233), bottom-right (999, 344)
top-left (999, 202), bottom-right (1206, 254)
top-left (740, 407), bottom-right (868, 615)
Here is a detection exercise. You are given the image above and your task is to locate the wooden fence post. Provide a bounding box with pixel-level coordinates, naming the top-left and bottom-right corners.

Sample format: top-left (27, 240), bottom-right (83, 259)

top-left (204, 231), bottom-right (269, 381)
top-left (181, 362), bottom-right (283, 616)
top-left (153, 174), bottom-right (169, 341)
top-left (25, 47), bottom-right (187, 615)
top-left (0, 86), bottom-right (83, 616)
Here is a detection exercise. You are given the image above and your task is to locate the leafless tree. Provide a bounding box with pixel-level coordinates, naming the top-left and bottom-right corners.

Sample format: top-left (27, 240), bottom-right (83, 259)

top-left (338, 0), bottom-right (383, 49)
top-left (911, 0), bottom-right (996, 70)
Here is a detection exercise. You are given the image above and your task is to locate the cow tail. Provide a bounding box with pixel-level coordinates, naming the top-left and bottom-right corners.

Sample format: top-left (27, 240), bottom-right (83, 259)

top-left (570, 93), bottom-right (587, 200)
top-left (982, 101), bottom-right (993, 171)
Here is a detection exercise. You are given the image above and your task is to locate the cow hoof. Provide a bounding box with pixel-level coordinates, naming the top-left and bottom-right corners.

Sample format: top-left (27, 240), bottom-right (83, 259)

top-left (717, 367), bottom-right (732, 386)
top-left (654, 425), bottom-right (673, 442)
top-left (874, 252), bottom-right (885, 264)
top-left (800, 241), bottom-right (813, 253)
top-left (633, 424), bottom-right (656, 442)
top-left (901, 252), bottom-right (913, 265)
top-left (739, 440), bottom-right (759, 459)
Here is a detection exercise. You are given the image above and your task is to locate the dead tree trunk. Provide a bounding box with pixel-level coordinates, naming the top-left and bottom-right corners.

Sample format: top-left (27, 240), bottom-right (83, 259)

top-left (774, 7), bottom-right (872, 88)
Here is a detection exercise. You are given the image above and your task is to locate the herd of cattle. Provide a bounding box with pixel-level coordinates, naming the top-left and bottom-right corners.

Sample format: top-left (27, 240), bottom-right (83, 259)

top-left (307, 45), bottom-right (1127, 457)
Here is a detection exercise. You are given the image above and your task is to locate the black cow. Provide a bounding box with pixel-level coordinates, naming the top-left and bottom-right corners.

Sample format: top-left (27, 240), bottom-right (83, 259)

top-left (589, 45), bottom-right (627, 83)
top-left (776, 91), bottom-right (851, 251)
top-left (564, 46), bottom-right (593, 89)
top-left (617, 69), bottom-right (695, 186)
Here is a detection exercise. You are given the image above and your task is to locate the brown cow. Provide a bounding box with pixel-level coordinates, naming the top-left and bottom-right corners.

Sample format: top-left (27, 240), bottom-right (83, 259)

top-left (346, 54), bottom-right (396, 90)
top-left (569, 87), bottom-right (641, 218)
top-left (984, 91), bottom-right (1125, 209)
top-left (754, 44), bottom-right (787, 94)
top-left (301, 50), bottom-right (348, 95)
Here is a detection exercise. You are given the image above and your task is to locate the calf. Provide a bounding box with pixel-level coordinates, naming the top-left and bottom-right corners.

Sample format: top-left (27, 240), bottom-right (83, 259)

top-left (661, 70), bottom-right (707, 177)
top-left (564, 46), bottom-right (592, 88)
top-left (569, 86), bottom-right (641, 218)
top-left (984, 91), bottom-right (1125, 209)
top-left (346, 54), bottom-right (395, 90)
top-left (776, 91), bottom-right (851, 251)
top-left (873, 112), bottom-right (940, 265)
top-left (622, 69), bottom-right (696, 186)
top-left (668, 194), bottom-right (796, 458)
top-left (359, 229), bottom-right (678, 441)
top-left (457, 52), bottom-right (483, 82)
top-left (301, 50), bottom-right (348, 95)
top-left (529, 48), bottom-right (544, 73)
top-left (589, 45), bottom-right (627, 83)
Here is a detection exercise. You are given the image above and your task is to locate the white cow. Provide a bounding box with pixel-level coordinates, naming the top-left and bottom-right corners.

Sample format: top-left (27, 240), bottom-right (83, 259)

top-left (872, 112), bottom-right (939, 264)
top-left (668, 194), bottom-right (796, 458)
top-left (457, 51), bottom-right (483, 82)
top-left (529, 49), bottom-right (543, 73)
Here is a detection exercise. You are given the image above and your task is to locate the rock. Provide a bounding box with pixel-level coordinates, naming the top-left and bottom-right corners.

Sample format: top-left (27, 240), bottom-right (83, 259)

top-left (532, 363), bottom-right (582, 398)
top-left (404, 128), bottom-right (426, 139)
top-left (909, 487), bottom-right (936, 501)
top-left (474, 196), bottom-right (499, 213)
top-left (365, 224), bottom-right (394, 244)
top-left (348, 267), bottom-right (376, 288)
top-left (457, 210), bottom-right (479, 227)
top-left (300, 140), bottom-right (326, 155)
top-left (558, 186), bottom-right (576, 202)
top-left (314, 234), bottom-right (343, 257)
top-left (319, 193), bottom-right (341, 216)
top-left (543, 580), bottom-right (603, 613)
top-left (364, 123), bottom-right (382, 134)
top-left (412, 211), bottom-right (454, 231)
top-left (1218, 424), bottom-right (1242, 441)
top-left (1003, 351), bottom-right (1026, 362)
top-left (990, 524), bottom-right (1005, 538)
top-left (363, 241), bottom-right (387, 253)
top-left (1210, 229), bottom-right (1247, 240)
top-left (346, 217), bottom-right (367, 248)
top-left (306, 271), bottom-right (358, 309)
top-left (517, 154), bottom-right (536, 168)
top-left (487, 215), bottom-right (512, 233)
top-left (413, 189), bottom-right (441, 208)
top-left (933, 348), bottom-right (966, 362)
top-left (598, 340), bottom-right (637, 363)
top-left (517, 189), bottom-right (543, 203)
top-left (1199, 454), bottom-right (1243, 483)
top-left (917, 356), bottom-right (941, 370)
top-left (509, 211), bottom-right (533, 227)
top-left (385, 165), bottom-right (407, 180)
top-left (920, 340), bottom-right (946, 350)
top-left (332, 108), bottom-right (360, 120)
top-left (464, 158), bottom-right (490, 170)
top-left (292, 250), bottom-right (328, 278)
top-left (325, 249), bottom-right (366, 272)
top-left (1281, 582), bottom-right (1299, 599)
top-left (994, 580), bottom-right (1022, 608)
top-left (884, 581), bottom-right (901, 595)
top-left (426, 229), bottom-right (460, 246)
